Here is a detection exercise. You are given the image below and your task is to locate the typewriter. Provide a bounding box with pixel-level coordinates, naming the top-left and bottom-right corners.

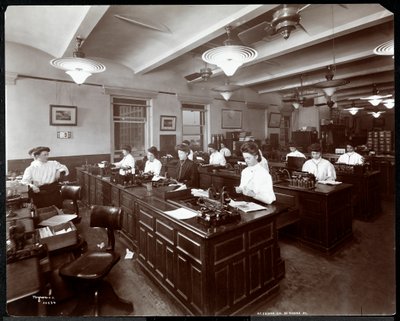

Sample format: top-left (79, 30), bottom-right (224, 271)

top-left (196, 186), bottom-right (241, 227)
top-left (288, 171), bottom-right (316, 189)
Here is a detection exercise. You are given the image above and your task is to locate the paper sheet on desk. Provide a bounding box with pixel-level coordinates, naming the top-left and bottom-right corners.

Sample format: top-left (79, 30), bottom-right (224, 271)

top-left (39, 214), bottom-right (77, 226)
top-left (164, 208), bottom-right (198, 220)
top-left (191, 188), bottom-right (209, 198)
top-left (317, 180), bottom-right (342, 185)
top-left (168, 183), bottom-right (187, 191)
top-left (229, 200), bottom-right (267, 212)
top-left (152, 175), bottom-right (164, 181)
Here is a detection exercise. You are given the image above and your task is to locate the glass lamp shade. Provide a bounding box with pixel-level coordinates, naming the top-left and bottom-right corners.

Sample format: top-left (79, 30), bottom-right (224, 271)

top-left (371, 112), bottom-right (382, 118)
top-left (383, 99), bottom-right (395, 109)
top-left (368, 98), bottom-right (382, 107)
top-left (220, 91), bottom-right (233, 101)
top-left (202, 45), bottom-right (257, 77)
top-left (322, 87), bottom-right (336, 97)
top-left (66, 69), bottom-right (92, 85)
top-left (348, 108), bottom-right (358, 115)
top-left (217, 59), bottom-right (243, 77)
top-left (292, 102), bottom-right (300, 109)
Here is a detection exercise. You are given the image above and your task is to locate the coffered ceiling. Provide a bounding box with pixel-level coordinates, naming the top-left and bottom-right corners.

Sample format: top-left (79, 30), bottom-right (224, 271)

top-left (5, 4), bottom-right (395, 113)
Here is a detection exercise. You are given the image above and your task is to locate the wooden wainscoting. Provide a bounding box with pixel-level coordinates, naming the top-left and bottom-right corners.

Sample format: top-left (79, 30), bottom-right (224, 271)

top-left (7, 154), bottom-right (111, 181)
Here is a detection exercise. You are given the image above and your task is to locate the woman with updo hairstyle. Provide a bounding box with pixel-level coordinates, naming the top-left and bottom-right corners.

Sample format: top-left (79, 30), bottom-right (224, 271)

top-left (234, 141), bottom-right (276, 204)
top-left (144, 146), bottom-right (162, 176)
top-left (171, 144), bottom-right (198, 187)
top-left (113, 145), bottom-right (136, 175)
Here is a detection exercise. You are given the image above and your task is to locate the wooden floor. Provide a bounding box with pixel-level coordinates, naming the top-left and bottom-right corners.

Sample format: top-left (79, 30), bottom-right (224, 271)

top-left (6, 199), bottom-right (395, 316)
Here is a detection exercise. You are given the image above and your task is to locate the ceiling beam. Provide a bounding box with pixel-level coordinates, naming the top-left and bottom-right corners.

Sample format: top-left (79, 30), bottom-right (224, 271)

top-left (61, 6), bottom-right (110, 57)
top-left (134, 5), bottom-right (278, 75)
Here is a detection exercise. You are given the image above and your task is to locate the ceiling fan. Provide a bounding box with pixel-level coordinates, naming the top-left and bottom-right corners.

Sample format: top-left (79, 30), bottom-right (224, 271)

top-left (184, 64), bottom-right (214, 82)
top-left (282, 74), bottom-right (320, 108)
top-left (238, 4), bottom-right (311, 43)
top-left (315, 96), bottom-right (337, 109)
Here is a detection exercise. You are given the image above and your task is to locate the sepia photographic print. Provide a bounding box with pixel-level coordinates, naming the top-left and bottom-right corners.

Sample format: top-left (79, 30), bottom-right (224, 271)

top-left (3, 3), bottom-right (396, 320)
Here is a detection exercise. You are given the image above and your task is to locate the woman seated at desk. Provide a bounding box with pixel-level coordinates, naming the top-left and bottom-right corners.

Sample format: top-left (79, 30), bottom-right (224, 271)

top-left (21, 146), bottom-right (69, 208)
top-left (113, 145), bottom-right (136, 176)
top-left (235, 142), bottom-right (276, 204)
top-left (208, 143), bottom-right (226, 166)
top-left (302, 143), bottom-right (336, 181)
top-left (144, 146), bottom-right (162, 176)
top-left (171, 144), bottom-right (198, 188)
top-left (336, 142), bottom-right (364, 165)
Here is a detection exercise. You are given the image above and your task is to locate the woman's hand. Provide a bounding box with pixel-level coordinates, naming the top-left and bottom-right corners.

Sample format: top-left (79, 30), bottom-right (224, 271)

top-left (31, 185), bottom-right (40, 193)
top-left (243, 187), bottom-right (256, 197)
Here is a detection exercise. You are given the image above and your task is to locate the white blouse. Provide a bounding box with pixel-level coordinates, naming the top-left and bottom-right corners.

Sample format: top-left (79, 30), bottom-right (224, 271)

top-left (286, 150), bottom-right (306, 161)
top-left (144, 159), bottom-right (162, 176)
top-left (302, 158), bottom-right (336, 181)
top-left (115, 154), bottom-right (136, 175)
top-left (239, 163), bottom-right (276, 204)
top-left (209, 151), bottom-right (226, 166)
top-left (22, 160), bottom-right (69, 187)
top-left (220, 147), bottom-right (231, 157)
top-left (337, 152), bottom-right (364, 165)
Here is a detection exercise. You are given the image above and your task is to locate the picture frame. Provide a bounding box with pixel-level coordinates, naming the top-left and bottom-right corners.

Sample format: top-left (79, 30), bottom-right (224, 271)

top-left (268, 112), bottom-right (282, 128)
top-left (221, 109), bottom-right (242, 129)
top-left (50, 105), bottom-right (77, 126)
top-left (160, 115), bottom-right (177, 131)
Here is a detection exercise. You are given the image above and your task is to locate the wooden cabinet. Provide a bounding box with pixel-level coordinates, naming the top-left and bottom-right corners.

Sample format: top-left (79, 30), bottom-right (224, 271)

top-left (119, 190), bottom-right (138, 248)
top-left (137, 198), bottom-right (284, 315)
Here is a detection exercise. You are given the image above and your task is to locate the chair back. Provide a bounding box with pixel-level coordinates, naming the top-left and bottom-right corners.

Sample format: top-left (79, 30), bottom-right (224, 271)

top-left (61, 185), bottom-right (82, 216)
top-left (90, 205), bottom-right (123, 251)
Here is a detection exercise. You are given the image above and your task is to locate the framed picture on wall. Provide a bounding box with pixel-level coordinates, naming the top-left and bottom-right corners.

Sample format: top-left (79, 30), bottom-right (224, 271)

top-left (268, 112), bottom-right (282, 128)
top-left (160, 115), bottom-right (177, 131)
top-left (222, 109), bottom-right (242, 129)
top-left (50, 105), bottom-right (77, 126)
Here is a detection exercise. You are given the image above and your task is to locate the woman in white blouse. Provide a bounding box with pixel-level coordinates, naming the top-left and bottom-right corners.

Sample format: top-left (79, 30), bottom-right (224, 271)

top-left (235, 142), bottom-right (276, 204)
top-left (144, 146), bottom-right (162, 176)
top-left (113, 145), bottom-right (136, 175)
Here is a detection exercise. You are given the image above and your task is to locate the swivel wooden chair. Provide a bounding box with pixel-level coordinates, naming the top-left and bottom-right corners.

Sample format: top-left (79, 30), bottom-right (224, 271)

top-left (59, 205), bottom-right (134, 316)
top-left (61, 185), bottom-right (82, 224)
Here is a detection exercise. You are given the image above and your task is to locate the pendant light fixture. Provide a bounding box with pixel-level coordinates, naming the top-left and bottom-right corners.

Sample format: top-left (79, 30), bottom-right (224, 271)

top-left (368, 111), bottom-right (385, 118)
top-left (383, 98), bottom-right (395, 109)
top-left (314, 6), bottom-right (349, 96)
top-left (360, 84), bottom-right (391, 107)
top-left (202, 26), bottom-right (258, 77)
top-left (211, 81), bottom-right (242, 101)
top-left (373, 40), bottom-right (394, 58)
top-left (50, 36), bottom-right (106, 84)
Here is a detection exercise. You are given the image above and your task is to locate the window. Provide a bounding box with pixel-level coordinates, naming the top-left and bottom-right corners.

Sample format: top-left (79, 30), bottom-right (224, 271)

top-left (112, 97), bottom-right (149, 160)
top-left (182, 103), bottom-right (206, 152)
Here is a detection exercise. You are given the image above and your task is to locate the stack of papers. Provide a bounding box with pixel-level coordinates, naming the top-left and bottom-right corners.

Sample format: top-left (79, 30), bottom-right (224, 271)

top-left (164, 208), bottom-right (198, 220)
top-left (317, 180), bottom-right (342, 185)
top-left (229, 200), bottom-right (267, 212)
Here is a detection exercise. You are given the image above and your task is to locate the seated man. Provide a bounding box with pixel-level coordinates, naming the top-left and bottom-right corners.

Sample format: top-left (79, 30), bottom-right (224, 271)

top-left (302, 143), bottom-right (336, 181)
top-left (182, 140), bottom-right (194, 161)
top-left (173, 144), bottom-right (198, 188)
top-left (208, 143), bottom-right (226, 166)
top-left (336, 142), bottom-right (364, 165)
top-left (286, 142), bottom-right (306, 161)
top-left (21, 146), bottom-right (69, 208)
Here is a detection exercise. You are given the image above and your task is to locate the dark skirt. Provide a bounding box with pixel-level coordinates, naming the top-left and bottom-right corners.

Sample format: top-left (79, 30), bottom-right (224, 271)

top-left (30, 182), bottom-right (62, 209)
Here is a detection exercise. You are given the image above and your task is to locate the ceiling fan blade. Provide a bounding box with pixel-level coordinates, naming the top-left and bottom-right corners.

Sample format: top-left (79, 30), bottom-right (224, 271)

top-left (237, 21), bottom-right (270, 44)
top-left (114, 15), bottom-right (171, 33)
top-left (338, 4), bottom-right (348, 9)
top-left (184, 72), bottom-right (201, 81)
top-left (302, 97), bottom-right (314, 107)
top-left (297, 4), bottom-right (311, 13)
top-left (297, 23), bottom-right (309, 35)
top-left (315, 103), bottom-right (327, 107)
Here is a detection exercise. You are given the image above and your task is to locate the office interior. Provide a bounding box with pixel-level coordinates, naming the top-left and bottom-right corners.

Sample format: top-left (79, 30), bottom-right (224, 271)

top-left (4, 4), bottom-right (396, 317)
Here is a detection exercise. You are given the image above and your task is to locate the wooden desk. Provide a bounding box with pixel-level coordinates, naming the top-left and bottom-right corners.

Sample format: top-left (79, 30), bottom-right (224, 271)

top-left (273, 181), bottom-right (353, 254)
top-left (76, 168), bottom-right (286, 315)
top-left (336, 171), bottom-right (381, 220)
